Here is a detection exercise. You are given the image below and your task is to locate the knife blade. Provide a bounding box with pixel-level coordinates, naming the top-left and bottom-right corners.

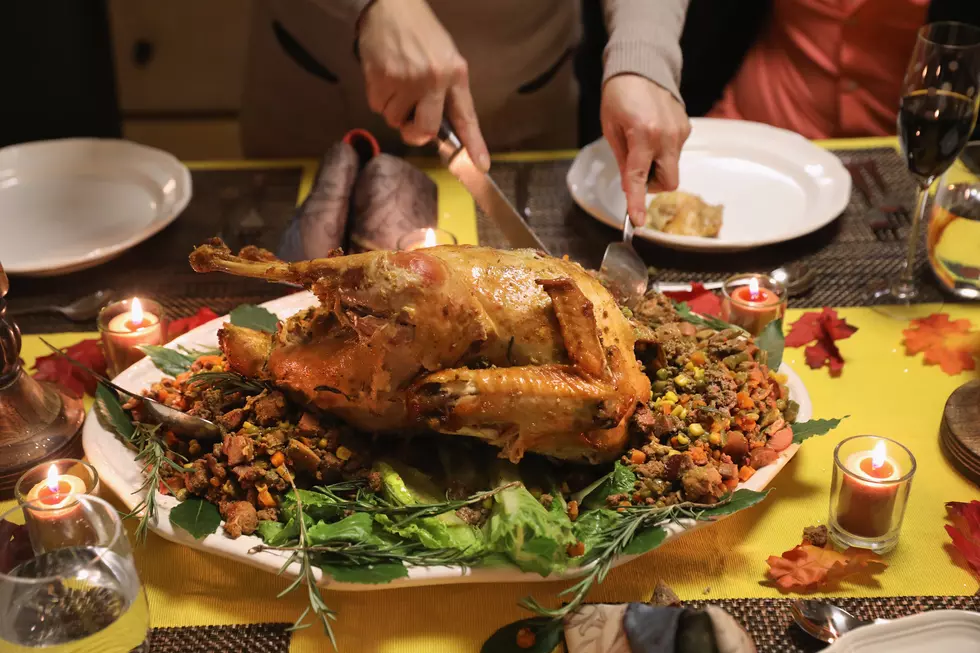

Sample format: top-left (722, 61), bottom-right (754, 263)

top-left (435, 121), bottom-right (549, 253)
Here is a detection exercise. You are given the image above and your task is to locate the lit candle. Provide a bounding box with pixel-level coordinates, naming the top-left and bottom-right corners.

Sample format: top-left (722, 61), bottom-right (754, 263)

top-left (396, 227), bottom-right (457, 251)
top-left (99, 297), bottom-right (165, 376)
top-left (835, 441), bottom-right (901, 538)
top-left (722, 275), bottom-right (786, 336)
top-left (24, 465), bottom-right (86, 520)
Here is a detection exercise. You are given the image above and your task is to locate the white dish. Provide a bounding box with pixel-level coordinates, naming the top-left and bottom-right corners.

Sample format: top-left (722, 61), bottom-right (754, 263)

top-left (825, 610), bottom-right (980, 652)
top-left (82, 291), bottom-right (812, 590)
top-left (567, 118), bottom-right (851, 252)
top-left (0, 138), bottom-right (191, 276)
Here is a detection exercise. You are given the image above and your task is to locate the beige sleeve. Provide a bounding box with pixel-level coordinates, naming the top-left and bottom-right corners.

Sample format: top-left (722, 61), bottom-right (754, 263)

top-left (307, 0), bottom-right (372, 26)
top-left (601, 0), bottom-right (690, 104)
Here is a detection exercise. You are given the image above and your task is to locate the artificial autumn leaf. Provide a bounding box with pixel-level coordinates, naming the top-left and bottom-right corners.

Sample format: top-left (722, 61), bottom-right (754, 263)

top-left (32, 338), bottom-right (106, 398)
top-left (902, 313), bottom-right (979, 376)
top-left (167, 307), bottom-right (219, 341)
top-left (766, 544), bottom-right (886, 591)
top-left (784, 308), bottom-right (857, 376)
top-left (662, 283), bottom-right (723, 317)
top-left (945, 500), bottom-right (980, 577)
top-left (784, 307), bottom-right (857, 347)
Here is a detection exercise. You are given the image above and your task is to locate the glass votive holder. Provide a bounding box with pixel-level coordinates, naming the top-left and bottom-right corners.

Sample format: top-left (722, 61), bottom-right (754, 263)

top-left (829, 435), bottom-right (916, 554)
top-left (720, 273), bottom-right (788, 336)
top-left (14, 459), bottom-right (100, 554)
top-left (98, 297), bottom-right (166, 377)
top-left (396, 227), bottom-right (457, 251)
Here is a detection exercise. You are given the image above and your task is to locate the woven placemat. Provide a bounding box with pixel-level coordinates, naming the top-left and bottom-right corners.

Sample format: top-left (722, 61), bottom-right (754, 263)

top-left (146, 622), bottom-right (291, 653)
top-left (478, 147), bottom-right (948, 308)
top-left (7, 167), bottom-right (304, 334)
top-left (683, 594), bottom-right (980, 652)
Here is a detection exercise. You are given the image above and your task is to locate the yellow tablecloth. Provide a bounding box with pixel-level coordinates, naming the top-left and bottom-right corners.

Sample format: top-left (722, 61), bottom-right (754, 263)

top-left (9, 137), bottom-right (980, 652)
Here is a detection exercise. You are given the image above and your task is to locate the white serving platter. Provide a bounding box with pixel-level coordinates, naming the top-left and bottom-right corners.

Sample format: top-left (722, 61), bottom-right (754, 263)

top-left (83, 291), bottom-right (812, 589)
top-left (567, 118), bottom-right (850, 252)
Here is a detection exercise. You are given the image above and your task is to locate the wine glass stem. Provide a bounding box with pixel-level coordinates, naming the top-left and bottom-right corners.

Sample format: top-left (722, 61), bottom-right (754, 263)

top-left (895, 184), bottom-right (930, 297)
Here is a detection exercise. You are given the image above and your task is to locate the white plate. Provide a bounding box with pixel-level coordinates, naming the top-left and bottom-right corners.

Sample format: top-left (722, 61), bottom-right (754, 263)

top-left (567, 118), bottom-right (851, 252)
top-left (83, 291), bottom-right (812, 590)
top-left (825, 610), bottom-right (980, 652)
top-left (0, 138), bottom-right (191, 276)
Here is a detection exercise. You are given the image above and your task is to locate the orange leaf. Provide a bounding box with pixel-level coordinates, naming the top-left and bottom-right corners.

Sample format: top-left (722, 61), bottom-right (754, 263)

top-left (902, 313), bottom-right (979, 375)
top-left (766, 544), bottom-right (887, 591)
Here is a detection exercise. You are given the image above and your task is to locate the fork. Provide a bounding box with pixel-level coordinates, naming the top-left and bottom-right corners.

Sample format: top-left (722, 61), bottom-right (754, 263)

top-left (845, 160), bottom-right (910, 240)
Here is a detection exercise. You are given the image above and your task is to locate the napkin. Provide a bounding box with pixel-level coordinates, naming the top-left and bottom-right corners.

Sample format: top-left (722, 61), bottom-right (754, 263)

top-left (278, 131), bottom-right (437, 260)
top-left (564, 603), bottom-right (756, 653)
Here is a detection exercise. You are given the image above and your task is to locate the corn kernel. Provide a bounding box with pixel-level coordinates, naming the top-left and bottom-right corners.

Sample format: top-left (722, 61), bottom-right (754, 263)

top-left (688, 423), bottom-right (705, 437)
top-left (674, 374), bottom-right (692, 388)
top-left (336, 446), bottom-right (353, 461)
top-left (684, 361), bottom-right (695, 372)
top-left (663, 391), bottom-right (679, 404)
top-left (709, 432), bottom-right (722, 446)
top-left (675, 434), bottom-right (690, 446)
top-left (694, 368), bottom-right (705, 381)
top-left (671, 405), bottom-right (687, 419)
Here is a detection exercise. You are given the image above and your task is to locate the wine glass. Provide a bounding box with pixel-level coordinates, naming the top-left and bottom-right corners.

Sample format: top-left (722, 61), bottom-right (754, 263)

top-left (0, 495), bottom-right (150, 652)
top-left (874, 22), bottom-right (980, 306)
top-left (928, 141), bottom-right (980, 299)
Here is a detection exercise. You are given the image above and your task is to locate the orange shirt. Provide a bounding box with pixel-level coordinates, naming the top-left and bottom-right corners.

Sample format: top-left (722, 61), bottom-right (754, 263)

top-left (709, 0), bottom-right (930, 139)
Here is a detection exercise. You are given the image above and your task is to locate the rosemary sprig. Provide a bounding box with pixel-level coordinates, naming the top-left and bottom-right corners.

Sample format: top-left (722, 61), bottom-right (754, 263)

top-left (671, 300), bottom-right (746, 333)
top-left (275, 475), bottom-right (338, 648)
top-left (125, 422), bottom-right (186, 543)
top-left (308, 480), bottom-right (519, 526)
top-left (519, 498), bottom-right (727, 621)
top-left (252, 540), bottom-right (484, 568)
top-left (188, 370), bottom-right (269, 394)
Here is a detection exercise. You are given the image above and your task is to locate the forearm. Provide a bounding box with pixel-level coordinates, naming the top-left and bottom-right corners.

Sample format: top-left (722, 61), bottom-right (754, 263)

top-left (601, 0), bottom-right (690, 104)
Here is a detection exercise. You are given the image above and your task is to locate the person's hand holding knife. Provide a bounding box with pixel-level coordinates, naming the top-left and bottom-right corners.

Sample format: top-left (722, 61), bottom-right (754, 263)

top-left (357, 0), bottom-right (490, 172)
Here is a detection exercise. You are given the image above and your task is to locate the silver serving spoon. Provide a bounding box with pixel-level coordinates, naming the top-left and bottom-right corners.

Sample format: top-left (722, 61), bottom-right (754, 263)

top-left (654, 262), bottom-right (817, 298)
top-left (600, 166), bottom-right (657, 308)
top-left (39, 338), bottom-right (222, 441)
top-left (791, 600), bottom-right (889, 643)
top-left (8, 290), bottom-right (115, 322)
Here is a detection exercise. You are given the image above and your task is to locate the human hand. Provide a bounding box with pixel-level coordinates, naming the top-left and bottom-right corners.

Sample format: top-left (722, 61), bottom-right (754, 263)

top-left (601, 74), bottom-right (691, 226)
top-left (358, 0), bottom-right (489, 170)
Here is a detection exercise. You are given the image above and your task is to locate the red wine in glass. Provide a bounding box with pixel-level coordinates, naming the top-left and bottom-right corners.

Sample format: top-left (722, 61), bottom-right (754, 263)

top-left (898, 89), bottom-right (978, 185)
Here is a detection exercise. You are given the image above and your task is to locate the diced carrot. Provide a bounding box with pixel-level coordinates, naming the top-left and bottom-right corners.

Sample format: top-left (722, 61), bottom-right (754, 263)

top-left (679, 394), bottom-right (690, 405)
top-left (749, 438), bottom-right (765, 450)
top-left (270, 451), bottom-right (285, 467)
top-left (257, 489), bottom-right (277, 508)
top-left (157, 389), bottom-right (170, 403)
top-left (748, 368), bottom-right (764, 386)
top-left (769, 427), bottom-right (793, 452)
top-left (690, 351), bottom-right (706, 366)
top-left (629, 449), bottom-right (647, 465)
top-left (724, 478), bottom-right (739, 490)
top-left (209, 477), bottom-right (221, 488)
top-left (738, 466), bottom-right (756, 482)
top-left (690, 447), bottom-right (708, 465)
top-left (661, 404), bottom-right (672, 416)
top-left (158, 480), bottom-right (170, 495)
top-left (567, 500), bottom-right (579, 521)
top-left (736, 392), bottom-right (754, 410)
top-left (566, 541), bottom-right (586, 557)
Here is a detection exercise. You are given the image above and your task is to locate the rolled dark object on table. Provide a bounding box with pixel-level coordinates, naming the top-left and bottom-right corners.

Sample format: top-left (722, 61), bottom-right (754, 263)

top-left (278, 140), bottom-right (359, 261)
top-left (349, 153), bottom-right (438, 252)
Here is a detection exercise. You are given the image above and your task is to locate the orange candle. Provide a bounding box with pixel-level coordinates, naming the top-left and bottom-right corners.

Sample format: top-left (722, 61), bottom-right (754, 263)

top-left (723, 277), bottom-right (784, 336)
top-left (396, 227), bottom-right (457, 251)
top-left (835, 441), bottom-right (901, 538)
top-left (100, 297), bottom-right (165, 375)
top-left (24, 465), bottom-right (86, 520)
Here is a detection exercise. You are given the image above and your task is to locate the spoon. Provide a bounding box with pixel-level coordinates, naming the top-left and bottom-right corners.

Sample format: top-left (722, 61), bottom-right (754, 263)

top-left (654, 262), bottom-right (817, 298)
top-left (39, 338), bottom-right (222, 441)
top-left (791, 599), bottom-right (889, 643)
top-left (8, 290), bottom-right (115, 322)
top-left (600, 166), bottom-right (657, 308)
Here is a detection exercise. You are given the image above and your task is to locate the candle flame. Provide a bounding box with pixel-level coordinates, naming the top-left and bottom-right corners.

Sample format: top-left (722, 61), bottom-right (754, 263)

top-left (46, 465), bottom-right (60, 493)
top-left (131, 297), bottom-right (144, 324)
top-left (748, 277), bottom-right (760, 297)
top-left (422, 228), bottom-right (437, 248)
top-left (871, 440), bottom-right (887, 470)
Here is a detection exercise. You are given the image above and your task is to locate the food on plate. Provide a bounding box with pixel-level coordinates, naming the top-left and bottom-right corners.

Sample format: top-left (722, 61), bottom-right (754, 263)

top-left (645, 191), bottom-right (723, 238)
top-left (189, 239), bottom-right (650, 463)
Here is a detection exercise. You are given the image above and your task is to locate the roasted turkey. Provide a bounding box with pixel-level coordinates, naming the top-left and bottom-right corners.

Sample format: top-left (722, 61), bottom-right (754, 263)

top-left (189, 240), bottom-right (650, 462)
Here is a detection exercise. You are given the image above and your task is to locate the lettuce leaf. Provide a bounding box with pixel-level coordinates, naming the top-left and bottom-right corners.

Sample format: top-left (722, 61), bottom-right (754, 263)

top-left (572, 508), bottom-right (622, 556)
top-left (578, 461), bottom-right (637, 510)
top-left (486, 464), bottom-right (576, 576)
top-left (373, 460), bottom-right (484, 553)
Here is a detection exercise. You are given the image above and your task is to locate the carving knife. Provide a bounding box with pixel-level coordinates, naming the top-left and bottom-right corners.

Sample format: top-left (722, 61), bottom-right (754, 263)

top-left (434, 121), bottom-right (549, 253)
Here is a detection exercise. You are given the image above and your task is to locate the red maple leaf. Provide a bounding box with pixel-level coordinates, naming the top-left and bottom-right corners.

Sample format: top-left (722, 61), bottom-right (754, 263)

top-left (662, 283), bottom-right (723, 317)
top-left (785, 308), bottom-right (857, 376)
top-left (167, 307), bottom-right (220, 341)
top-left (32, 338), bottom-right (106, 397)
top-left (902, 314), bottom-right (979, 376)
top-left (946, 500), bottom-right (980, 577)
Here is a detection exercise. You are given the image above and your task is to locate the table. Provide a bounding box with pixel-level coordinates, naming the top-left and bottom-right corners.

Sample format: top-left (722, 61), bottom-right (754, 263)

top-left (5, 137), bottom-right (980, 653)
